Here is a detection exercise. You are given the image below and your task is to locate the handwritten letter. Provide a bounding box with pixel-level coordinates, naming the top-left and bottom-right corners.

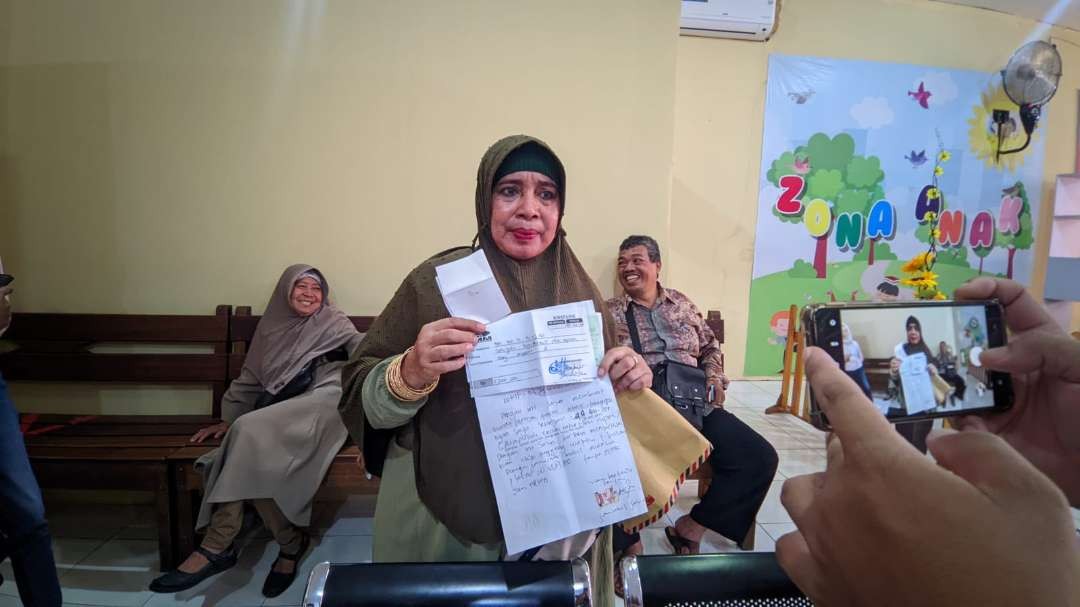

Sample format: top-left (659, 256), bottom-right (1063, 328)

top-left (474, 377), bottom-right (647, 555)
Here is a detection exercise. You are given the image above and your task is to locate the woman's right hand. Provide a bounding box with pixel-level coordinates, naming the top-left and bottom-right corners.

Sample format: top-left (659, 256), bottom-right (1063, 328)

top-left (401, 317), bottom-right (487, 389)
top-left (190, 421), bottom-right (229, 443)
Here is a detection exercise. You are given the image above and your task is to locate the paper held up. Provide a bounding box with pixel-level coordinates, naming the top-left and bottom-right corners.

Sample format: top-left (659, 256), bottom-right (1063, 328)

top-left (474, 377), bottom-right (647, 555)
top-left (898, 352), bottom-right (936, 414)
top-left (466, 301), bottom-right (599, 397)
top-left (434, 249), bottom-right (511, 325)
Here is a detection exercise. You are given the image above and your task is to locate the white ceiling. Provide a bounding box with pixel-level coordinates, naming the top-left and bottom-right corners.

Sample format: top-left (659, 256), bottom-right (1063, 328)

top-left (933, 0), bottom-right (1080, 31)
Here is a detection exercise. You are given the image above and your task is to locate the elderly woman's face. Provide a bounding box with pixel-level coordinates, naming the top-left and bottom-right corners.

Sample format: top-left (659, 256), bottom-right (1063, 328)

top-left (907, 324), bottom-right (921, 344)
top-left (490, 171), bottom-right (560, 261)
top-left (290, 276), bottom-right (324, 317)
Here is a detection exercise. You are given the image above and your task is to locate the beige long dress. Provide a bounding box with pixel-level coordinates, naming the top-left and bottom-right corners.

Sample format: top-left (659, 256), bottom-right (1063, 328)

top-left (195, 340), bottom-right (361, 530)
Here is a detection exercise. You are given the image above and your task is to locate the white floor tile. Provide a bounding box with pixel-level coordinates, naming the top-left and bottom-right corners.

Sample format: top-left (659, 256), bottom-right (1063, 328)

top-left (758, 433), bottom-right (811, 451)
top-left (724, 381), bottom-right (768, 396)
top-left (747, 524), bottom-right (777, 553)
top-left (639, 528), bottom-right (670, 556)
top-left (764, 412), bottom-right (811, 428)
top-left (777, 450), bottom-right (827, 478)
top-left (0, 538), bottom-right (104, 598)
top-left (727, 393), bottom-right (780, 410)
top-left (698, 530), bottom-right (739, 554)
top-left (754, 481), bottom-right (792, 525)
top-left (760, 523), bottom-right (799, 542)
top-left (57, 539), bottom-right (158, 607)
top-left (311, 499), bottom-right (375, 537)
top-left (750, 381), bottom-right (783, 398)
top-left (0, 596), bottom-right (20, 607)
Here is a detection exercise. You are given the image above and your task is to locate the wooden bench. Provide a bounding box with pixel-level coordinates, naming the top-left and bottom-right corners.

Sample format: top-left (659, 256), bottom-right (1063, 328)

top-left (0, 307), bottom-right (232, 570)
top-left (864, 358), bottom-right (892, 394)
top-left (170, 308), bottom-right (730, 556)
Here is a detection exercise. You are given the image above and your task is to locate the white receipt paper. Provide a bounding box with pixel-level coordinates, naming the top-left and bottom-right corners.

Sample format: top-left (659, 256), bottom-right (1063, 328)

top-left (899, 353), bottom-right (936, 414)
top-left (434, 250), bottom-right (512, 324)
top-left (466, 301), bottom-right (598, 398)
top-left (474, 377), bottom-right (647, 555)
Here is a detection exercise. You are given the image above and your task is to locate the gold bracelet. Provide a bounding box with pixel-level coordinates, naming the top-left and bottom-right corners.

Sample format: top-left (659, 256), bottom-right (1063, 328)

top-left (385, 347), bottom-right (439, 402)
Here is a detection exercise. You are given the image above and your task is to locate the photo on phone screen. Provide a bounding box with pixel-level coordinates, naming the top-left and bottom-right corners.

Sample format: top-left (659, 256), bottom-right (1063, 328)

top-left (807, 301), bottom-right (1011, 428)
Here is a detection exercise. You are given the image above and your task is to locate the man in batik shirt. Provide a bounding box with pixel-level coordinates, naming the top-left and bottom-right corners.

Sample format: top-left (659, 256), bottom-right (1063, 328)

top-left (607, 235), bottom-right (778, 565)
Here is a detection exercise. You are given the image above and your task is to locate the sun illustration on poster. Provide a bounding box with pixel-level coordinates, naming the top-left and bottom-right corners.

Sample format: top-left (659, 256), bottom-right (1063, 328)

top-left (967, 82), bottom-right (1035, 170)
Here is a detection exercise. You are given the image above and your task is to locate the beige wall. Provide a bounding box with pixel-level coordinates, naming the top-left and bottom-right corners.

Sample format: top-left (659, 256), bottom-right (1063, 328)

top-left (0, 0), bottom-right (678, 316)
top-left (0, 0), bottom-right (679, 413)
top-left (668, 0), bottom-right (1080, 376)
top-left (2, 1), bottom-right (1077, 416)
top-left (844, 307), bottom-right (956, 361)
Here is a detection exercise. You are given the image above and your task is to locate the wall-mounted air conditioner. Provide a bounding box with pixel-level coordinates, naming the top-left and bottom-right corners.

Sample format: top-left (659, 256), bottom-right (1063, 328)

top-left (680, 0), bottom-right (778, 41)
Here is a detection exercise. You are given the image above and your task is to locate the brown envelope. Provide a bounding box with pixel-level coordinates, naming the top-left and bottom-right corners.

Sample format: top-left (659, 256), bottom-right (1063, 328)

top-left (617, 388), bottom-right (712, 533)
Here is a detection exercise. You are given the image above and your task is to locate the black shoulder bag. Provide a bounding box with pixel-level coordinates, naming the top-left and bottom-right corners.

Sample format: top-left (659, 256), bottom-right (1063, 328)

top-left (624, 306), bottom-right (708, 430)
top-left (253, 346), bottom-right (350, 410)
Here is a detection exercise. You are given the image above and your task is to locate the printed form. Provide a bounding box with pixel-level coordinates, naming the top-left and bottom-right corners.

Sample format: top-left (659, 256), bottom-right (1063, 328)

top-left (466, 301), bottom-right (599, 398)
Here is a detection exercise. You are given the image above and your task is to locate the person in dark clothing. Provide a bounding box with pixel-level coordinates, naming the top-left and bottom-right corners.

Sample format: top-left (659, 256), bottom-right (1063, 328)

top-left (936, 341), bottom-right (967, 406)
top-left (0, 282), bottom-right (63, 607)
top-left (888, 315), bottom-right (947, 453)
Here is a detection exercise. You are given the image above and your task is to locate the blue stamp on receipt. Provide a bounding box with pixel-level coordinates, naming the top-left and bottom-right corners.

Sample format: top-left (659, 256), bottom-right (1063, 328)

top-left (547, 357), bottom-right (583, 378)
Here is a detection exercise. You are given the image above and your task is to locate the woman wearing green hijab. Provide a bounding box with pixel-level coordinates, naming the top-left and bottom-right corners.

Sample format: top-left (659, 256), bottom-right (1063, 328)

top-left (339, 135), bottom-right (650, 603)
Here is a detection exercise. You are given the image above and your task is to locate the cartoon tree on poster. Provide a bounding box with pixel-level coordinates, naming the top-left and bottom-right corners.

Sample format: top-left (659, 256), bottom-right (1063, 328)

top-left (937, 244), bottom-right (969, 267)
top-left (853, 241), bottom-right (898, 262)
top-left (996, 181), bottom-right (1031, 279)
top-left (766, 133), bottom-right (886, 278)
top-left (973, 242), bottom-right (993, 274)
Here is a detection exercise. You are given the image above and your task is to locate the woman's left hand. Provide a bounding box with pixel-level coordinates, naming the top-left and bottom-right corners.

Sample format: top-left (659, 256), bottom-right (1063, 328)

top-left (599, 346), bottom-right (652, 393)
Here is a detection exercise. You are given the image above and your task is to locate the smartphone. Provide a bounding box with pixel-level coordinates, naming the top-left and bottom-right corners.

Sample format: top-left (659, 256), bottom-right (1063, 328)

top-left (802, 300), bottom-right (1012, 431)
top-left (0, 274), bottom-right (12, 288)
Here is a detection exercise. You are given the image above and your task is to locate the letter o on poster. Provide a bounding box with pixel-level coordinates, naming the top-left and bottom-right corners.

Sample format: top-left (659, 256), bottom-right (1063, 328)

top-left (804, 198), bottom-right (832, 237)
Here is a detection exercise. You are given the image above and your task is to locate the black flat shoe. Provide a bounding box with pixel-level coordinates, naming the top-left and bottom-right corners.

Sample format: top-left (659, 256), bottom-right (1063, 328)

top-left (261, 533), bottom-right (311, 598)
top-left (149, 546), bottom-right (238, 593)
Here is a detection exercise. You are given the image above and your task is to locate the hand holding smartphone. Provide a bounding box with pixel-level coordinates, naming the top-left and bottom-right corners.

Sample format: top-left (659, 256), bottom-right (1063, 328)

top-left (802, 299), bottom-right (1013, 431)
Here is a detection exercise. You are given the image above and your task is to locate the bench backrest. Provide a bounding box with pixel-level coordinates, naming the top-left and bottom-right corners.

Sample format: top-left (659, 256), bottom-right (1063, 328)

top-left (0, 306), bottom-right (233, 417)
top-left (227, 306), bottom-right (726, 379)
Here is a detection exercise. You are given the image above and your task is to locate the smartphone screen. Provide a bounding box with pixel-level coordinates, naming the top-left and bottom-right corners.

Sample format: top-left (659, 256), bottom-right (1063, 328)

top-left (807, 301), bottom-right (1011, 428)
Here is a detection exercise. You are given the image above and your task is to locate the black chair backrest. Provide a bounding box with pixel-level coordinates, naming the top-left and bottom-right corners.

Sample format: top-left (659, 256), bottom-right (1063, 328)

top-left (304, 559), bottom-right (592, 606)
top-left (622, 553), bottom-right (811, 606)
